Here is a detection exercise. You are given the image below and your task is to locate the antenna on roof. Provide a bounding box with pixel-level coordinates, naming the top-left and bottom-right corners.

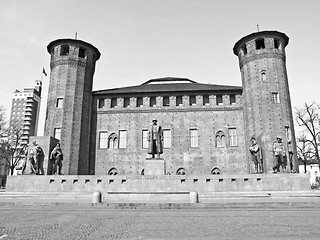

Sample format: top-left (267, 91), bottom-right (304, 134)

top-left (75, 31), bottom-right (77, 40)
top-left (257, 24), bottom-right (260, 32)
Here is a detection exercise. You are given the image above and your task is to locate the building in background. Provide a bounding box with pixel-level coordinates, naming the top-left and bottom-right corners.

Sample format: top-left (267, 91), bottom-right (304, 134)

top-left (9, 80), bottom-right (42, 147)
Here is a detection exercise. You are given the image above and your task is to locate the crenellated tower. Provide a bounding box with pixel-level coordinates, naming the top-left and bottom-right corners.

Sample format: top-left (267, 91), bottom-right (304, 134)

top-left (45, 39), bottom-right (100, 175)
top-left (233, 31), bottom-right (297, 173)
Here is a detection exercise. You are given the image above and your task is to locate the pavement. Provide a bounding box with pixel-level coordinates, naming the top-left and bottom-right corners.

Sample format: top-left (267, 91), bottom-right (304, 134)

top-left (1, 189), bottom-right (320, 239)
top-left (1, 203), bottom-right (320, 239)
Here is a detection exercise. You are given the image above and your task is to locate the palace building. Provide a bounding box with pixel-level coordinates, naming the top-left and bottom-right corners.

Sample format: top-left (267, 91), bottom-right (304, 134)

top-left (44, 30), bottom-right (297, 176)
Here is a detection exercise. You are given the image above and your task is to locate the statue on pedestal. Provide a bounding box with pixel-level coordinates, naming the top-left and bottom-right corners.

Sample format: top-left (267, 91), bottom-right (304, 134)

top-left (148, 119), bottom-right (163, 158)
top-left (28, 141), bottom-right (44, 175)
top-left (249, 137), bottom-right (263, 173)
top-left (50, 143), bottom-right (63, 175)
top-left (273, 136), bottom-right (286, 173)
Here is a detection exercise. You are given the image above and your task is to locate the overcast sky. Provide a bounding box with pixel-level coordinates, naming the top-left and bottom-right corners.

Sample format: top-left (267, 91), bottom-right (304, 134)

top-left (0, 0), bottom-right (319, 135)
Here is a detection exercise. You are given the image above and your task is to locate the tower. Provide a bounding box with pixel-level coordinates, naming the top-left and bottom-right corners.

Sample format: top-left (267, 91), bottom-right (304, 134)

top-left (45, 39), bottom-right (100, 175)
top-left (233, 31), bottom-right (297, 173)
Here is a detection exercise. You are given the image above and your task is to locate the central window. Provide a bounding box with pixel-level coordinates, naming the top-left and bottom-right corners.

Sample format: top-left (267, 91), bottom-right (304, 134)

top-left (118, 130), bottom-right (127, 148)
top-left (190, 129), bottom-right (199, 148)
top-left (150, 96), bottom-right (156, 107)
top-left (163, 96), bottom-right (169, 107)
top-left (163, 129), bottom-right (171, 148)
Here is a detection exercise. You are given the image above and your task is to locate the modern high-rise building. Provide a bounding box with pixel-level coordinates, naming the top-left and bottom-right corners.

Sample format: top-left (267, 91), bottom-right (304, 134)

top-left (9, 80), bottom-right (42, 146)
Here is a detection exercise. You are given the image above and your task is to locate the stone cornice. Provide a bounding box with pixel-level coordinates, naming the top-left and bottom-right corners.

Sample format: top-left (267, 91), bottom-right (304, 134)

top-left (239, 52), bottom-right (285, 69)
top-left (96, 106), bottom-right (243, 114)
top-left (50, 59), bottom-right (86, 69)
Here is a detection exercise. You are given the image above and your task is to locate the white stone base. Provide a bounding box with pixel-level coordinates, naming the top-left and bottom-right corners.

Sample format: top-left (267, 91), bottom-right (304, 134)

top-left (144, 158), bottom-right (166, 175)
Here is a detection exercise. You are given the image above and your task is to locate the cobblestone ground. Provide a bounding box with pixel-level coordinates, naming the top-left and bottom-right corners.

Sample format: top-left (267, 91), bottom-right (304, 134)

top-left (0, 205), bottom-right (320, 240)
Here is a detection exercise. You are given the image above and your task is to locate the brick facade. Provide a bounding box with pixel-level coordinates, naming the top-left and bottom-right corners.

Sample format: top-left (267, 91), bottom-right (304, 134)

top-left (45, 30), bottom-right (297, 176)
top-left (45, 39), bottom-right (100, 175)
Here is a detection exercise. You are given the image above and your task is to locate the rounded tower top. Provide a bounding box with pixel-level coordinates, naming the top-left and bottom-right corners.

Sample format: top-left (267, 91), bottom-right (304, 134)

top-left (233, 30), bottom-right (289, 57)
top-left (47, 38), bottom-right (101, 60)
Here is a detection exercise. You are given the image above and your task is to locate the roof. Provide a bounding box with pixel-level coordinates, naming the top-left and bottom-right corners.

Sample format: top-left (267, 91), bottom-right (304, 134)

top-left (47, 38), bottom-right (101, 60)
top-left (93, 77), bottom-right (242, 96)
top-left (233, 30), bottom-right (289, 55)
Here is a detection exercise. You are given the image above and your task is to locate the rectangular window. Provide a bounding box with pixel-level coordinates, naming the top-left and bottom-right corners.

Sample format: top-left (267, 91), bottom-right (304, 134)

top-left (150, 96), bottom-right (156, 107)
top-left (190, 129), bottom-right (198, 148)
top-left (98, 99), bottom-right (105, 108)
top-left (111, 98), bottom-right (117, 108)
top-left (54, 128), bottom-right (61, 140)
top-left (176, 96), bottom-right (183, 106)
top-left (60, 45), bottom-right (69, 56)
top-left (256, 38), bottom-right (265, 50)
top-left (136, 97), bottom-right (143, 107)
top-left (163, 96), bottom-right (169, 107)
top-left (216, 95), bottom-right (223, 105)
top-left (142, 130), bottom-right (148, 149)
top-left (189, 96), bottom-right (196, 106)
top-left (272, 92), bottom-right (280, 103)
top-left (203, 95), bottom-right (209, 105)
top-left (230, 94), bottom-right (236, 104)
top-left (78, 47), bottom-right (86, 58)
top-left (118, 130), bottom-right (127, 148)
top-left (123, 97), bottom-right (130, 108)
top-left (99, 132), bottom-right (108, 149)
top-left (228, 128), bottom-right (237, 147)
top-left (163, 129), bottom-right (171, 148)
top-left (56, 98), bottom-right (63, 108)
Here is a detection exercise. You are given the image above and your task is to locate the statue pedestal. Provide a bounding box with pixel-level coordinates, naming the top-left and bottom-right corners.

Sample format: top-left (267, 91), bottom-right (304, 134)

top-left (144, 158), bottom-right (166, 175)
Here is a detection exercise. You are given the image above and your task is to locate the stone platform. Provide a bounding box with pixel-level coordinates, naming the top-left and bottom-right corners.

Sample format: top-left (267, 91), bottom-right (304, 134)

top-left (6, 173), bottom-right (310, 193)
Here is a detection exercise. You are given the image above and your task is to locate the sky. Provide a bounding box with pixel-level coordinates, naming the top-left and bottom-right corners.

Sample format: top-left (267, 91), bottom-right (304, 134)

top-left (0, 0), bottom-right (319, 136)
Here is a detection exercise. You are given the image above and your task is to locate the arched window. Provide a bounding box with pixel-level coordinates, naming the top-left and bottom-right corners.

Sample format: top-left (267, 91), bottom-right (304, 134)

top-left (261, 71), bottom-right (267, 81)
top-left (176, 168), bottom-right (186, 175)
top-left (108, 133), bottom-right (118, 149)
top-left (211, 167), bottom-right (221, 175)
top-left (216, 131), bottom-right (226, 147)
top-left (108, 167), bottom-right (118, 175)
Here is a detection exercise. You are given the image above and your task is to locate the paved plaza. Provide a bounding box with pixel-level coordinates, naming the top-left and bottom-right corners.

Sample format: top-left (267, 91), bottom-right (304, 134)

top-left (1, 204), bottom-right (320, 240)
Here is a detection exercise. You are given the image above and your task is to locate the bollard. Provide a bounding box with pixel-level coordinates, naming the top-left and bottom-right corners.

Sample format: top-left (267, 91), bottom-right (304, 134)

top-left (189, 191), bottom-right (198, 203)
top-left (92, 191), bottom-right (102, 204)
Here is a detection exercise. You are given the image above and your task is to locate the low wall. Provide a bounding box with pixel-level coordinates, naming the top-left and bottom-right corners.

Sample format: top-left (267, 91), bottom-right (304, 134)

top-left (6, 174), bottom-right (311, 194)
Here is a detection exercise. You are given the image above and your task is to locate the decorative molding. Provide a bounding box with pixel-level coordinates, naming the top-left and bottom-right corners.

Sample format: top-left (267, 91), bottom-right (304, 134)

top-left (96, 106), bottom-right (243, 114)
top-left (51, 59), bottom-right (86, 69)
top-left (240, 52), bottom-right (285, 69)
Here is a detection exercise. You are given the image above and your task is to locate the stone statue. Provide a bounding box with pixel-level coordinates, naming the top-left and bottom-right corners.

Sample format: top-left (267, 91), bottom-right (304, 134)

top-left (50, 142), bottom-right (63, 175)
top-left (273, 136), bottom-right (286, 173)
top-left (288, 140), bottom-right (294, 172)
top-left (148, 119), bottom-right (163, 158)
top-left (29, 141), bottom-right (44, 175)
top-left (28, 142), bottom-right (36, 174)
top-left (249, 137), bottom-right (263, 173)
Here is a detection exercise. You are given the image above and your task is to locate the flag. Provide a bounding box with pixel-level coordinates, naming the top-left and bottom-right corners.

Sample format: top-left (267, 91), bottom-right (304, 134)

top-left (42, 68), bottom-right (47, 77)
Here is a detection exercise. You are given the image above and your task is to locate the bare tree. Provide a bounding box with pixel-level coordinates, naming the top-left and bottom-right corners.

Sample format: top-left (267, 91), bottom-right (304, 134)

top-left (295, 102), bottom-right (320, 165)
top-left (296, 134), bottom-right (314, 173)
top-left (0, 126), bottom-right (27, 175)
